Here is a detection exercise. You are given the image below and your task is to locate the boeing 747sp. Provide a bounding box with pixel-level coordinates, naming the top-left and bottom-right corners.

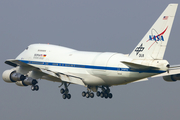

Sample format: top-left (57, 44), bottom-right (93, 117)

top-left (2, 4), bottom-right (180, 99)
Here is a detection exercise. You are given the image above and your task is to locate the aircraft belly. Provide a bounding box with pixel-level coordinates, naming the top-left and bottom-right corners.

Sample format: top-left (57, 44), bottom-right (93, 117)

top-left (86, 71), bottom-right (159, 86)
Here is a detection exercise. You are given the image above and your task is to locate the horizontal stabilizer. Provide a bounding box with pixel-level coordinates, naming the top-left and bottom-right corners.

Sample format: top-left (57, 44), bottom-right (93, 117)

top-left (152, 64), bottom-right (180, 78)
top-left (169, 64), bottom-right (180, 69)
top-left (121, 61), bottom-right (159, 70)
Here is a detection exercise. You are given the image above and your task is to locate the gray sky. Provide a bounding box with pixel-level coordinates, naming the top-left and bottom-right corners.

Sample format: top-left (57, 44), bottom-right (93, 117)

top-left (1, 0), bottom-right (180, 120)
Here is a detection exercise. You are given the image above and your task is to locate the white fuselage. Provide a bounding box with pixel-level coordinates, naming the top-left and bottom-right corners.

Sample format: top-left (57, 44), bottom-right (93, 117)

top-left (16, 44), bottom-right (167, 86)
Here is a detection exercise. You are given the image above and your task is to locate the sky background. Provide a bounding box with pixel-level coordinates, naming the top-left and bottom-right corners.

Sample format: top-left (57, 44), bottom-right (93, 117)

top-left (1, 0), bottom-right (180, 120)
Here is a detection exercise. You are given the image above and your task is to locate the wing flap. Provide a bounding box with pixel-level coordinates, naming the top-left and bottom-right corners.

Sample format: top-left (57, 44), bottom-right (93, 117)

top-left (40, 69), bottom-right (85, 86)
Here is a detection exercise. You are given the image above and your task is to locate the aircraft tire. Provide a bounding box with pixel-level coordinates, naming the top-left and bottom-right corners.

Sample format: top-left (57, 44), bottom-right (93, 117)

top-left (82, 91), bottom-right (86, 97)
top-left (86, 92), bottom-right (90, 98)
top-left (35, 85), bottom-right (39, 91)
top-left (67, 94), bottom-right (71, 99)
top-left (60, 88), bottom-right (65, 94)
top-left (104, 93), bottom-right (108, 99)
top-left (100, 92), bottom-right (104, 98)
top-left (90, 93), bottom-right (94, 98)
top-left (31, 86), bottom-right (35, 91)
top-left (108, 93), bottom-right (113, 99)
top-left (96, 91), bottom-right (100, 97)
top-left (62, 94), bottom-right (66, 99)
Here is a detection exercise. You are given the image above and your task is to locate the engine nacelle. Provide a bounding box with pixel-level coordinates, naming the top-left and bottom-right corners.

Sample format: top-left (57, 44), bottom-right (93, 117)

top-left (2, 69), bottom-right (26, 83)
top-left (163, 74), bottom-right (180, 82)
top-left (15, 77), bottom-right (38, 86)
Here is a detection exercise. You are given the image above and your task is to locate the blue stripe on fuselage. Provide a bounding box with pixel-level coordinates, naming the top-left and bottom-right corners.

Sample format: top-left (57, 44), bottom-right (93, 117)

top-left (19, 60), bottom-right (166, 73)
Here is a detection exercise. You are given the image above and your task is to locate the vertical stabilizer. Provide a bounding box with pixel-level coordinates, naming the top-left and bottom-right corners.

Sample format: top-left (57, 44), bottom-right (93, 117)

top-left (129, 4), bottom-right (178, 60)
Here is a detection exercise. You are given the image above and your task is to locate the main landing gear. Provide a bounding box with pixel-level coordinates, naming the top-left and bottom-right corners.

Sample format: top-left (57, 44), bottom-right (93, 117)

top-left (82, 90), bottom-right (94, 98)
top-left (58, 84), bottom-right (113, 99)
top-left (82, 86), bottom-right (113, 99)
top-left (96, 86), bottom-right (113, 99)
top-left (59, 82), bottom-right (71, 99)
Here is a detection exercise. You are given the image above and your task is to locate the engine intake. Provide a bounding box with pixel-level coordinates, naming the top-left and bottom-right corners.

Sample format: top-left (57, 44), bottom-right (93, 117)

top-left (163, 74), bottom-right (180, 82)
top-left (2, 69), bottom-right (26, 83)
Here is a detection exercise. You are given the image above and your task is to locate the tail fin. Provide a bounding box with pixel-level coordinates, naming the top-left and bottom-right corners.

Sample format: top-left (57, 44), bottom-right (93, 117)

top-left (129, 4), bottom-right (178, 60)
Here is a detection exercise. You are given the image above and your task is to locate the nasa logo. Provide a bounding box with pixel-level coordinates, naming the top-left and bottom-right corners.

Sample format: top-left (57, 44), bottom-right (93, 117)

top-left (149, 35), bottom-right (164, 41)
top-left (147, 26), bottom-right (168, 50)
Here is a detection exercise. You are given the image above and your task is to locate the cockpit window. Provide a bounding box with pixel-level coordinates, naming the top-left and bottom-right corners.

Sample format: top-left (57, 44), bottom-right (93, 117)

top-left (25, 47), bottom-right (28, 50)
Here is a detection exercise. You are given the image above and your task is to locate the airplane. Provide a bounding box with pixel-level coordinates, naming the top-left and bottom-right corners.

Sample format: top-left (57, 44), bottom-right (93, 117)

top-left (2, 3), bottom-right (180, 99)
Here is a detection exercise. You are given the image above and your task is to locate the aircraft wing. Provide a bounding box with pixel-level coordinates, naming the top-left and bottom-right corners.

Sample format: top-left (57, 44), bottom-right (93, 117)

top-left (5, 59), bottom-right (86, 86)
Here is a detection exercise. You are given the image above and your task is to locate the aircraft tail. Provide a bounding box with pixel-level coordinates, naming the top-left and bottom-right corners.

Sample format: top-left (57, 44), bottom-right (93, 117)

top-left (129, 4), bottom-right (178, 60)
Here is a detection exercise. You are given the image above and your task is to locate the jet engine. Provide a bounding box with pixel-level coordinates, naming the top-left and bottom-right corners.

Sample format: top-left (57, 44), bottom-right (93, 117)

top-left (2, 69), bottom-right (26, 83)
top-left (15, 77), bottom-right (38, 86)
top-left (163, 74), bottom-right (180, 82)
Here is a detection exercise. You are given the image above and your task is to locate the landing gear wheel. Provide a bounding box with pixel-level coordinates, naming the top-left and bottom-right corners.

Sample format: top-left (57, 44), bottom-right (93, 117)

top-left (67, 94), bottom-right (71, 99)
top-left (34, 85), bottom-right (39, 91)
top-left (86, 92), bottom-right (90, 98)
top-left (108, 93), bottom-right (113, 99)
top-left (96, 91), bottom-right (100, 97)
top-left (62, 94), bottom-right (67, 99)
top-left (60, 88), bottom-right (65, 94)
top-left (100, 92), bottom-right (104, 98)
top-left (82, 91), bottom-right (86, 97)
top-left (31, 85), bottom-right (39, 91)
top-left (90, 93), bottom-right (94, 98)
top-left (31, 86), bottom-right (35, 91)
top-left (104, 93), bottom-right (108, 99)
